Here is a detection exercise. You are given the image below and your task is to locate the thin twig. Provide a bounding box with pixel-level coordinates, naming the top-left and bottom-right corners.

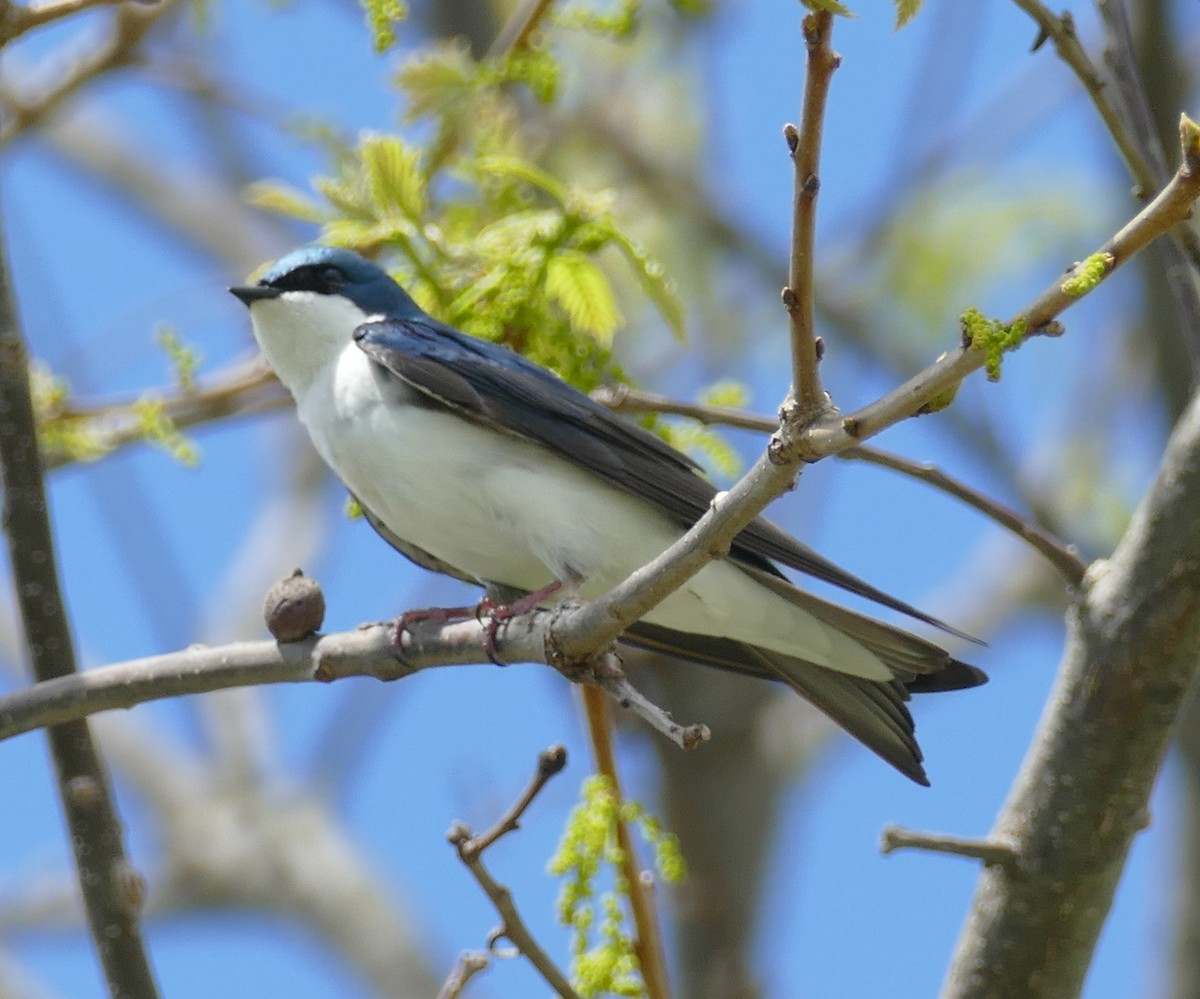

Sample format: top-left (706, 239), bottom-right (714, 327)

top-left (783, 11), bottom-right (838, 417)
top-left (0, 200), bottom-right (160, 993)
top-left (594, 383), bottom-right (1087, 587)
top-left (487, 0), bottom-right (556, 59)
top-left (839, 445), bottom-right (1088, 585)
top-left (879, 824), bottom-right (1021, 870)
top-left (448, 750), bottom-right (580, 999)
top-left (1012, 0), bottom-right (1200, 276)
top-left (582, 687), bottom-right (672, 999)
top-left (44, 358), bottom-right (288, 470)
top-left (1091, 0), bottom-right (1200, 367)
top-left (461, 745), bottom-right (568, 858)
top-left (436, 952), bottom-right (489, 999)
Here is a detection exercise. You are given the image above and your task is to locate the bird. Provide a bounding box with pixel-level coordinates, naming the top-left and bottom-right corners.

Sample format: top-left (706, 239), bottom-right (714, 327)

top-left (230, 244), bottom-right (986, 785)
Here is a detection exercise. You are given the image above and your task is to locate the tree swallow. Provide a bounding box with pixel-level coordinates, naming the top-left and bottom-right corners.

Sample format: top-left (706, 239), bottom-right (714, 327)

top-left (231, 245), bottom-right (985, 785)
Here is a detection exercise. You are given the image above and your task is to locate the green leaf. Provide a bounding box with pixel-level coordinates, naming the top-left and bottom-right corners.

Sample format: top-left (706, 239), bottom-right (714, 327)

top-left (475, 155), bottom-right (570, 205)
top-left (546, 252), bottom-right (623, 343)
top-left (244, 181), bottom-right (328, 224)
top-left (395, 40), bottom-right (477, 121)
top-left (605, 227), bottom-right (685, 340)
top-left (894, 0), bottom-right (923, 28)
top-left (801, 0), bottom-right (854, 15)
top-left (361, 133), bottom-right (427, 219)
top-left (473, 208), bottom-right (565, 259)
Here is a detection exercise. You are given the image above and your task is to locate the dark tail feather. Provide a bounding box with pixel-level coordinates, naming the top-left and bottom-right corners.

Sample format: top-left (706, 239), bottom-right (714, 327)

top-left (623, 623), bottom-right (932, 785)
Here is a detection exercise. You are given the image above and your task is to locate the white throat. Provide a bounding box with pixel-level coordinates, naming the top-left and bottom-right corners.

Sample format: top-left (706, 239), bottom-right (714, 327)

top-left (246, 291), bottom-right (374, 396)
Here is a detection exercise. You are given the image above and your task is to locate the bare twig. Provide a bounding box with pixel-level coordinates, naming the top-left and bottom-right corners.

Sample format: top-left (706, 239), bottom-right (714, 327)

top-left (0, 208), bottom-right (160, 993)
top-left (1012, 0), bottom-right (1200, 277)
top-left (487, 0), bottom-right (555, 59)
top-left (783, 11), bottom-right (838, 417)
top-left (879, 825), bottom-right (1020, 869)
top-left (595, 383), bottom-right (1088, 584)
top-left (44, 359), bottom-right (287, 470)
top-left (582, 688), bottom-right (671, 999)
top-left (448, 750), bottom-right (580, 999)
top-left (839, 445), bottom-right (1088, 585)
top-left (820, 116), bottom-right (1200, 452)
top-left (436, 952), bottom-right (489, 999)
top-left (460, 745), bottom-right (568, 858)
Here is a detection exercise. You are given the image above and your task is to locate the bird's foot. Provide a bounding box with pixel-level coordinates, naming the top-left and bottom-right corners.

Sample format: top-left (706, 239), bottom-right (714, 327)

top-left (392, 603), bottom-right (478, 647)
top-left (481, 580), bottom-right (564, 665)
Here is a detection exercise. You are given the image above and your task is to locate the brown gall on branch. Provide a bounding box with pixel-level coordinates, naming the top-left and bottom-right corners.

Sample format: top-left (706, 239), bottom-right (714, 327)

top-left (448, 750), bottom-right (582, 999)
top-left (879, 824), bottom-right (1021, 871)
top-left (0, 606), bottom-right (709, 752)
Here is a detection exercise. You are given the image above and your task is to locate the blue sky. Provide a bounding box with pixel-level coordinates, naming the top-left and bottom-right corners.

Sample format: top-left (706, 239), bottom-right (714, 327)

top-left (0, 2), bottom-right (1189, 996)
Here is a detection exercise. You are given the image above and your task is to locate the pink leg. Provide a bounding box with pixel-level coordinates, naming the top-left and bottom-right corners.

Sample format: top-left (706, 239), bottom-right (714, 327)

top-left (483, 580), bottom-right (565, 663)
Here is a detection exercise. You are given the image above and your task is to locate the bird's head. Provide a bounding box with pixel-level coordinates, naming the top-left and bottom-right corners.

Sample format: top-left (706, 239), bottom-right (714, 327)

top-left (231, 245), bottom-right (422, 391)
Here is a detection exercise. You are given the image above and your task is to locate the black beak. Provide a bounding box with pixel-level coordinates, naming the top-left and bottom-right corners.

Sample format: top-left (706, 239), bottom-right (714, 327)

top-left (229, 284), bottom-right (283, 306)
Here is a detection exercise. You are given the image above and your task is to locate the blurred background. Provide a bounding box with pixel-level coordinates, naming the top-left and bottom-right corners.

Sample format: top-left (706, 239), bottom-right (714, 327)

top-left (1, 1), bottom-right (1196, 996)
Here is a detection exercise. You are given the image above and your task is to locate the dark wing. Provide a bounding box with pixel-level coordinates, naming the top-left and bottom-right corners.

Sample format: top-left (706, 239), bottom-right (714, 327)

top-left (354, 317), bottom-right (974, 638)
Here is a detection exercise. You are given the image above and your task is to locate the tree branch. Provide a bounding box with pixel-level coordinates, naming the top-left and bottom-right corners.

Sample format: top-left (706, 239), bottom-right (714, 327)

top-left (594, 384), bottom-right (1087, 585)
top-left (942, 368), bottom-right (1200, 997)
top-left (436, 952), bottom-right (489, 999)
top-left (1, 1), bottom-right (178, 143)
top-left (0, 615), bottom-right (706, 750)
top-left (448, 749), bottom-right (581, 999)
top-left (0, 204), bottom-right (159, 993)
top-left (783, 11), bottom-right (838, 417)
top-left (0, 0), bottom-right (138, 45)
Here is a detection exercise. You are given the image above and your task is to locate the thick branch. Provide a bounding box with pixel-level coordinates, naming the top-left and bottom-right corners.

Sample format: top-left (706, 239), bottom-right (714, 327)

top-left (0, 616), bottom-right (705, 750)
top-left (0, 207), bottom-right (159, 992)
top-left (942, 381), bottom-right (1200, 997)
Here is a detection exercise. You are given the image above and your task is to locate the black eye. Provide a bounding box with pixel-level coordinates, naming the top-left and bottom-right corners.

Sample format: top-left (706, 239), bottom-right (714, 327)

top-left (320, 266), bottom-right (346, 292)
top-left (268, 263), bottom-right (348, 296)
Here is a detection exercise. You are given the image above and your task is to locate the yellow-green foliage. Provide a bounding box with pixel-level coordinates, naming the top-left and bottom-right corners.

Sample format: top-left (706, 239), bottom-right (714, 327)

top-left (156, 326), bottom-right (201, 392)
top-left (362, 0), bottom-right (407, 54)
top-left (132, 399), bottom-right (200, 467)
top-left (659, 380), bottom-right (749, 481)
top-left (548, 775), bottom-right (685, 997)
top-left (32, 366), bottom-right (110, 465)
top-left (1060, 252), bottom-right (1113, 297)
top-left (961, 306), bottom-right (1028, 382)
top-left (249, 25), bottom-right (686, 398)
